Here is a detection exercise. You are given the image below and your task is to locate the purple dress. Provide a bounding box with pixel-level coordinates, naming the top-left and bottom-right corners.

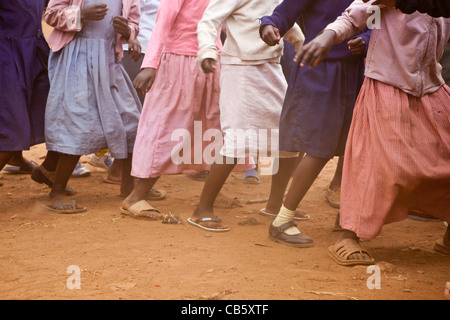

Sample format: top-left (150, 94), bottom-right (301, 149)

top-left (260, 0), bottom-right (370, 159)
top-left (0, 0), bottom-right (49, 151)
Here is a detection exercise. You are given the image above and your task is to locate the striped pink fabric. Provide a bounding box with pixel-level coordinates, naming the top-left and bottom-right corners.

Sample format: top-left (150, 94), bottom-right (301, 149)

top-left (340, 78), bottom-right (450, 239)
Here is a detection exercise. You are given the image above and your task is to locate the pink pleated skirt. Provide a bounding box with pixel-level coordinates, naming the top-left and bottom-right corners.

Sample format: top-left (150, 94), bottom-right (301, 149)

top-left (340, 78), bottom-right (450, 239)
top-left (131, 53), bottom-right (221, 178)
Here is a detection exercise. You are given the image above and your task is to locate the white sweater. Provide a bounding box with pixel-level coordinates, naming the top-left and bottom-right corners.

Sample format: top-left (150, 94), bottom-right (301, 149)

top-left (197, 0), bottom-right (304, 68)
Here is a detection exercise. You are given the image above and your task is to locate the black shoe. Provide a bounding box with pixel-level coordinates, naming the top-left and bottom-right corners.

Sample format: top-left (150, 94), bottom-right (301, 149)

top-left (269, 221), bottom-right (313, 248)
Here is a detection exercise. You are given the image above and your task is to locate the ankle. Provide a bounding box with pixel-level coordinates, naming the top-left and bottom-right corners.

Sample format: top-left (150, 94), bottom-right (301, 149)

top-left (339, 230), bottom-right (359, 243)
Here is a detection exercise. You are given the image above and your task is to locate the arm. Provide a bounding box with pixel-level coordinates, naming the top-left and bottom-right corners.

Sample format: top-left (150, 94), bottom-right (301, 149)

top-left (283, 23), bottom-right (305, 53)
top-left (197, 0), bottom-right (242, 73)
top-left (295, 0), bottom-right (374, 67)
top-left (113, 0), bottom-right (140, 43)
top-left (44, 0), bottom-right (108, 32)
top-left (134, 0), bottom-right (184, 95)
top-left (260, 0), bottom-right (314, 38)
top-left (140, 0), bottom-right (184, 70)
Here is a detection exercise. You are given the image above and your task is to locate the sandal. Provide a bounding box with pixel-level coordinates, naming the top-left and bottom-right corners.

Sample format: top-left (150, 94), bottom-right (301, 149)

top-left (187, 216), bottom-right (230, 232)
top-left (120, 200), bottom-right (163, 221)
top-left (3, 160), bottom-right (38, 174)
top-left (328, 238), bottom-right (375, 266)
top-left (243, 169), bottom-right (260, 184)
top-left (268, 221), bottom-right (314, 247)
top-left (41, 200), bottom-right (86, 214)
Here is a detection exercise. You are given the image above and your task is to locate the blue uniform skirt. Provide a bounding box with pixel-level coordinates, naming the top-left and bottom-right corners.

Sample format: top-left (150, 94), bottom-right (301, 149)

top-left (279, 55), bottom-right (365, 159)
top-left (0, 34), bottom-right (49, 151)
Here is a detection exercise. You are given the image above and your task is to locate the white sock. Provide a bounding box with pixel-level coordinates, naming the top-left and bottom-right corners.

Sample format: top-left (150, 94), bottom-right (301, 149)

top-left (272, 205), bottom-right (301, 236)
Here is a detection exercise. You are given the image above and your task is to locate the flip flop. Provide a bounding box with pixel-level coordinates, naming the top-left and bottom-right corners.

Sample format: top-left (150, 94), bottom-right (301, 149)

top-left (408, 210), bottom-right (441, 222)
top-left (31, 166), bottom-right (76, 196)
top-left (243, 169), bottom-right (260, 184)
top-left (41, 200), bottom-right (86, 214)
top-left (3, 161), bottom-right (38, 174)
top-left (328, 238), bottom-right (375, 266)
top-left (102, 177), bottom-right (122, 185)
top-left (259, 208), bottom-right (310, 221)
top-left (186, 172), bottom-right (209, 181)
top-left (120, 200), bottom-right (163, 221)
top-left (187, 217), bottom-right (230, 232)
top-left (434, 239), bottom-right (450, 255)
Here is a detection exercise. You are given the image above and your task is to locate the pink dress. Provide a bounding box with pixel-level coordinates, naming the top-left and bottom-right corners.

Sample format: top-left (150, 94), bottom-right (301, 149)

top-left (131, 0), bottom-right (224, 178)
top-left (325, 1), bottom-right (450, 239)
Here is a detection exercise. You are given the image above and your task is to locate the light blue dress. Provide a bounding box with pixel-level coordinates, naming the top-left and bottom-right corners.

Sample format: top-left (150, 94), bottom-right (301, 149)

top-left (45, 0), bottom-right (142, 159)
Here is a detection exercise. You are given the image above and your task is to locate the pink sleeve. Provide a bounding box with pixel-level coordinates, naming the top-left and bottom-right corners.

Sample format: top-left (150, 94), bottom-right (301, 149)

top-left (44, 0), bottom-right (83, 32)
top-left (119, 0), bottom-right (141, 44)
top-left (325, 0), bottom-right (374, 43)
top-left (140, 0), bottom-right (185, 70)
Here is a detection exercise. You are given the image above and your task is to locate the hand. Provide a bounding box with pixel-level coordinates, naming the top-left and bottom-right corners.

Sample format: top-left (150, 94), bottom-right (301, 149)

top-left (347, 37), bottom-right (366, 55)
top-left (201, 58), bottom-right (217, 74)
top-left (133, 68), bottom-right (156, 95)
top-left (260, 25), bottom-right (281, 46)
top-left (362, 0), bottom-right (396, 7)
top-left (113, 16), bottom-right (131, 41)
top-left (294, 29), bottom-right (336, 67)
top-left (80, 3), bottom-right (108, 21)
top-left (128, 39), bottom-right (142, 62)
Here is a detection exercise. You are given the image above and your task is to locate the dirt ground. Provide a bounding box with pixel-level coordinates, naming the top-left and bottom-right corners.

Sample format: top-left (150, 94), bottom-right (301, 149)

top-left (0, 143), bottom-right (448, 301)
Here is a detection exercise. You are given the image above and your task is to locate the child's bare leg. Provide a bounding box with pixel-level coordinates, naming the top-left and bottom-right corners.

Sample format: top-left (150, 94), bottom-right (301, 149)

top-left (41, 151), bottom-right (60, 172)
top-left (119, 154), bottom-right (134, 197)
top-left (265, 156), bottom-right (300, 213)
top-left (7, 151), bottom-right (27, 167)
top-left (107, 158), bottom-right (122, 182)
top-left (269, 154), bottom-right (328, 247)
top-left (284, 154), bottom-right (329, 211)
top-left (192, 156), bottom-right (237, 228)
top-left (0, 151), bottom-right (13, 171)
top-left (329, 156), bottom-right (344, 191)
top-left (122, 177), bottom-right (160, 209)
top-left (49, 153), bottom-right (80, 210)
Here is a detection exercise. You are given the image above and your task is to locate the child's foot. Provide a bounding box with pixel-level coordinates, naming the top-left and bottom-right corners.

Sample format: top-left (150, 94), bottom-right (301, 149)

top-left (189, 207), bottom-right (230, 232)
top-left (186, 171), bottom-right (209, 181)
top-left (328, 238), bottom-right (374, 266)
top-left (325, 183), bottom-right (340, 209)
top-left (31, 166), bottom-right (76, 196)
top-left (43, 194), bottom-right (86, 214)
top-left (121, 196), bottom-right (163, 221)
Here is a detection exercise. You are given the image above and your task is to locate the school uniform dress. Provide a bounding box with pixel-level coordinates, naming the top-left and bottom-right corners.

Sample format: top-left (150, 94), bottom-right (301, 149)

top-left (131, 0), bottom-right (226, 178)
top-left (0, 0), bottom-right (49, 151)
top-left (325, 0), bottom-right (450, 238)
top-left (197, 0), bottom-right (305, 159)
top-left (260, 0), bottom-right (370, 159)
top-left (44, 0), bottom-right (142, 159)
